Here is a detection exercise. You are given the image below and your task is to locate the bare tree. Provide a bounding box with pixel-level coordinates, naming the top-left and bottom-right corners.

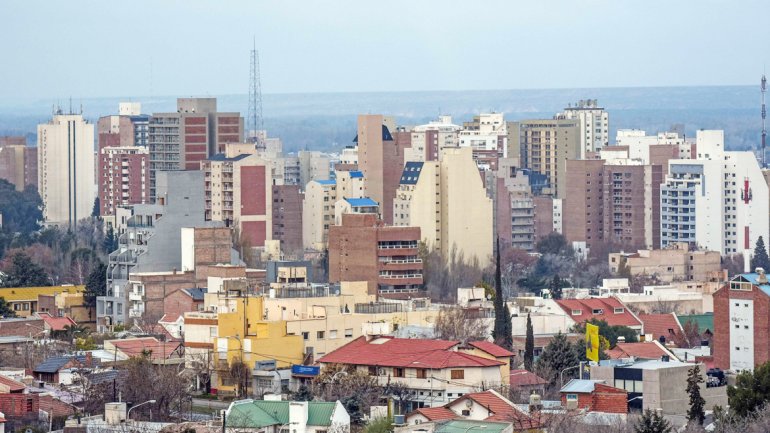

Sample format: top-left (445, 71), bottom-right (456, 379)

top-left (434, 305), bottom-right (490, 343)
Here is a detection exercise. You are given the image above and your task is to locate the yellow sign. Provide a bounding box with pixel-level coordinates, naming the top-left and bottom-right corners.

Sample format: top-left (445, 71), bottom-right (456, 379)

top-left (586, 323), bottom-right (600, 362)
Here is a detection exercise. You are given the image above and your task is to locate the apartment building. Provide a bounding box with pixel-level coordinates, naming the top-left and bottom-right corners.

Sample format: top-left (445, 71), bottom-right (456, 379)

top-left (271, 185), bottom-right (303, 256)
top-left (148, 98), bottom-right (243, 199)
top-left (302, 170), bottom-right (365, 251)
top-left (555, 99), bottom-right (610, 155)
top-left (508, 119), bottom-right (581, 198)
top-left (0, 286), bottom-right (85, 318)
top-left (298, 151), bottom-right (332, 188)
top-left (393, 147), bottom-right (493, 267)
top-left (98, 144), bottom-right (149, 217)
top-left (608, 242), bottom-right (723, 283)
top-left (328, 213), bottom-right (422, 295)
top-left (96, 102), bottom-right (149, 147)
top-left (660, 130), bottom-right (769, 262)
top-left (37, 112), bottom-right (95, 227)
top-left (459, 113), bottom-right (507, 170)
top-left (356, 115), bottom-right (412, 224)
top-left (0, 136), bottom-right (37, 191)
top-left (616, 129), bottom-right (693, 162)
top-left (405, 116), bottom-right (461, 162)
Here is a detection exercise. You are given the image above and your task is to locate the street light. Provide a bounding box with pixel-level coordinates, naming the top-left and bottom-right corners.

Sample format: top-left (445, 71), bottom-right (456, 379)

top-left (127, 399), bottom-right (156, 421)
top-left (560, 364), bottom-right (581, 387)
top-left (463, 425), bottom-right (486, 433)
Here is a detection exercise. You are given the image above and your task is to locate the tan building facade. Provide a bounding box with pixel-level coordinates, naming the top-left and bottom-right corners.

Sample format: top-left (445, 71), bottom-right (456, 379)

top-left (302, 170), bottom-right (365, 251)
top-left (609, 242), bottom-right (723, 283)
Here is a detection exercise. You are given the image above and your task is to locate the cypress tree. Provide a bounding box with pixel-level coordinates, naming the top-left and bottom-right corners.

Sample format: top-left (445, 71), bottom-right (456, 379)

top-left (751, 236), bottom-right (770, 273)
top-left (524, 313), bottom-right (534, 371)
top-left (493, 238), bottom-right (512, 350)
top-left (686, 365), bottom-right (705, 425)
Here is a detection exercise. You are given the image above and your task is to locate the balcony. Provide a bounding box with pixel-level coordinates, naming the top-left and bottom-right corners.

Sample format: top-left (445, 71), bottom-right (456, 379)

top-left (129, 292), bottom-right (143, 301)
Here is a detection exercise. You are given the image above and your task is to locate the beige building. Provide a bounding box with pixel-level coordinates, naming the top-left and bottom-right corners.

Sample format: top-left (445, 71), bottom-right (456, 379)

top-left (38, 113), bottom-right (95, 227)
top-left (609, 242), bottom-right (723, 283)
top-left (302, 170), bottom-right (365, 251)
top-left (394, 147), bottom-right (493, 266)
top-left (405, 116), bottom-right (461, 162)
top-left (298, 150), bottom-right (332, 188)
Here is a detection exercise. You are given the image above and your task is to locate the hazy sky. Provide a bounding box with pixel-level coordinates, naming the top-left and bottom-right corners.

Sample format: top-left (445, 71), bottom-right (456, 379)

top-left (1, 0), bottom-right (768, 101)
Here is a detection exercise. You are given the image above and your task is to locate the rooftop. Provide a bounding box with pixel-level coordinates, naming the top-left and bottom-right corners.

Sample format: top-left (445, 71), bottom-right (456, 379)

top-left (0, 374), bottom-right (25, 392)
top-left (606, 341), bottom-right (675, 361)
top-left (554, 297), bottom-right (642, 328)
top-left (109, 337), bottom-right (183, 360)
top-left (34, 355), bottom-right (90, 374)
top-left (344, 197), bottom-right (378, 208)
top-left (560, 379), bottom-right (606, 393)
top-left (0, 285), bottom-right (85, 301)
top-left (468, 341), bottom-right (514, 357)
top-left (226, 400), bottom-right (338, 428)
top-left (37, 313), bottom-right (77, 331)
top-left (639, 313), bottom-right (682, 340)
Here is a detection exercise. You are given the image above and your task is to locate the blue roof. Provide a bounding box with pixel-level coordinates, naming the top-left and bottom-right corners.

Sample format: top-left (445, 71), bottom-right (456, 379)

top-left (349, 171), bottom-right (364, 178)
top-left (400, 161), bottom-right (424, 185)
top-left (734, 273), bottom-right (770, 295)
top-left (316, 179), bottom-right (336, 185)
top-left (183, 288), bottom-right (207, 301)
top-left (345, 197), bottom-right (378, 207)
top-left (208, 153), bottom-right (251, 162)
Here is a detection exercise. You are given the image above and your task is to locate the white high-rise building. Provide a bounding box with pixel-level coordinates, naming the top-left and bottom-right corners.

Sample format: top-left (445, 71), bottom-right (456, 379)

top-left (660, 130), bottom-right (769, 269)
top-left (38, 113), bottom-right (95, 227)
top-left (557, 99), bottom-right (609, 156)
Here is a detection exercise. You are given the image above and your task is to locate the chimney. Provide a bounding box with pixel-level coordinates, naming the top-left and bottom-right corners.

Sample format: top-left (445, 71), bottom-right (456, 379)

top-left (757, 267), bottom-right (768, 284)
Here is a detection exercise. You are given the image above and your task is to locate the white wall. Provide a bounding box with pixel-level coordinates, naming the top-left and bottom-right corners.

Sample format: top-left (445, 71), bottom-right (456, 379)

top-left (729, 299), bottom-right (754, 371)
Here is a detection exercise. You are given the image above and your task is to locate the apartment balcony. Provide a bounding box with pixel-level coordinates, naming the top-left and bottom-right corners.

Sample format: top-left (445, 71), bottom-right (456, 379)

top-left (379, 261), bottom-right (423, 272)
top-left (128, 308), bottom-right (143, 318)
top-left (129, 292), bottom-right (143, 302)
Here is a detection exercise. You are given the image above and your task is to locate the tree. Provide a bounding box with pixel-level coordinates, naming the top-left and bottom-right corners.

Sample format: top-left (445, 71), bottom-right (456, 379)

top-left (535, 332), bottom-right (580, 386)
top-left (582, 319), bottom-right (638, 347)
top-left (83, 262), bottom-right (107, 308)
top-left (228, 358), bottom-right (251, 398)
top-left (536, 232), bottom-right (572, 256)
top-left (102, 226), bottom-right (118, 254)
top-left (728, 360), bottom-right (770, 417)
top-left (293, 384), bottom-right (314, 402)
top-left (752, 236), bottom-right (770, 273)
top-left (634, 409), bottom-right (672, 433)
top-left (363, 417), bottom-right (393, 433)
top-left (722, 254), bottom-right (745, 278)
top-left (686, 365), bottom-right (706, 426)
top-left (0, 297), bottom-right (16, 318)
top-left (91, 197), bottom-right (100, 218)
top-left (434, 305), bottom-right (488, 342)
top-left (492, 238), bottom-right (512, 350)
top-left (0, 181), bottom-right (43, 235)
top-left (673, 320), bottom-right (703, 349)
top-left (384, 382), bottom-right (415, 415)
top-left (524, 313), bottom-right (534, 371)
top-left (313, 364), bottom-right (382, 424)
top-left (549, 274), bottom-right (566, 299)
top-left (1, 251), bottom-right (52, 287)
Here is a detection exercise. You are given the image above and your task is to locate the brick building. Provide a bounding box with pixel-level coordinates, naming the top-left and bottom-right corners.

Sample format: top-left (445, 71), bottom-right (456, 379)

top-left (271, 185), bottom-right (303, 256)
top-left (0, 136), bottom-right (37, 191)
top-left (713, 271), bottom-right (770, 372)
top-left (328, 213), bottom-right (422, 295)
top-left (97, 138), bottom-right (149, 217)
top-left (560, 379), bottom-right (628, 413)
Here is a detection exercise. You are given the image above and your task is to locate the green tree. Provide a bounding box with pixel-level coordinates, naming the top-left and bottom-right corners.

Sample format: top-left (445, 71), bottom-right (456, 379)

top-left (751, 236), bottom-right (770, 273)
top-left (549, 274), bottom-right (566, 299)
top-left (536, 232), bottom-right (572, 256)
top-left (91, 197), bottom-right (100, 218)
top-left (686, 365), bottom-right (706, 425)
top-left (0, 297), bottom-right (16, 318)
top-left (293, 384), bottom-right (314, 402)
top-left (583, 319), bottom-right (638, 347)
top-left (363, 417), bottom-right (393, 433)
top-left (524, 313), bottom-right (534, 371)
top-left (634, 409), bottom-right (672, 433)
top-left (102, 226), bottom-right (118, 254)
top-left (0, 181), bottom-right (43, 235)
top-left (84, 262), bottom-right (107, 308)
top-left (492, 238), bottom-right (512, 350)
top-left (535, 332), bottom-right (579, 385)
top-left (1, 251), bottom-right (52, 287)
top-left (728, 360), bottom-right (770, 417)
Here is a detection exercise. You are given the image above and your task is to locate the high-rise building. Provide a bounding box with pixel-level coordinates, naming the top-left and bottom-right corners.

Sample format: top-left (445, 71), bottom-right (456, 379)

top-left (556, 99), bottom-right (610, 155)
top-left (508, 119), bottom-right (581, 198)
top-left (328, 213), bottom-right (422, 295)
top-left (298, 150), bottom-right (332, 188)
top-left (394, 147), bottom-right (493, 266)
top-left (660, 130), bottom-right (769, 265)
top-left (0, 136), bottom-right (37, 191)
top-left (405, 115), bottom-right (461, 162)
top-left (37, 113), bottom-right (95, 227)
top-left (98, 145), bottom-right (149, 217)
top-left (147, 98), bottom-right (243, 199)
top-left (271, 185), bottom-right (303, 256)
top-left (302, 170), bottom-right (366, 251)
top-left (459, 113), bottom-right (507, 170)
top-left (97, 102), bottom-right (149, 147)
top-left (356, 115), bottom-right (411, 224)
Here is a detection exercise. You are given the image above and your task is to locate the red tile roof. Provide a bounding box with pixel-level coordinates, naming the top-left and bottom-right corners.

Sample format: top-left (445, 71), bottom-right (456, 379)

top-left (110, 337), bottom-right (183, 360)
top-left (607, 342), bottom-right (673, 360)
top-left (509, 369), bottom-right (548, 387)
top-left (639, 313), bottom-right (682, 341)
top-left (318, 336), bottom-right (504, 369)
top-left (555, 297), bottom-right (642, 328)
top-left (0, 374), bottom-right (25, 392)
top-left (453, 390), bottom-right (540, 428)
top-left (410, 407), bottom-right (456, 421)
top-left (468, 341), bottom-right (514, 357)
top-left (37, 313), bottom-right (77, 331)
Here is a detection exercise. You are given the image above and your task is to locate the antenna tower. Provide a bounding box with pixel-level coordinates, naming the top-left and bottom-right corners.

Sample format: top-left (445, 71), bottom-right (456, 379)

top-left (762, 74), bottom-right (767, 168)
top-left (248, 38), bottom-right (264, 147)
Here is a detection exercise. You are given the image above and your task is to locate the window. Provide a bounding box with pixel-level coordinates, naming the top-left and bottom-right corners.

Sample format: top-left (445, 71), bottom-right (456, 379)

top-left (330, 330), bottom-right (337, 339)
top-left (317, 331), bottom-right (325, 340)
top-left (451, 370), bottom-right (464, 379)
top-left (592, 309), bottom-right (604, 315)
top-left (566, 394), bottom-right (578, 402)
top-left (368, 366), bottom-right (378, 376)
top-left (461, 410), bottom-right (470, 416)
top-left (614, 308), bottom-right (624, 314)
top-left (344, 328), bottom-right (353, 338)
top-left (302, 332), bottom-right (309, 340)
top-left (209, 327), bottom-right (218, 337)
top-left (393, 368), bottom-right (405, 378)
top-left (416, 368), bottom-right (427, 379)
top-left (571, 309), bottom-right (582, 316)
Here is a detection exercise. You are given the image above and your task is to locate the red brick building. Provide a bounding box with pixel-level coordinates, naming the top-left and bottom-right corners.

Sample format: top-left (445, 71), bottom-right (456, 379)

top-left (328, 213), bottom-right (422, 295)
top-left (97, 134), bottom-right (149, 217)
top-left (271, 185), bottom-right (303, 256)
top-left (560, 379), bottom-right (628, 413)
top-left (713, 272), bottom-right (770, 372)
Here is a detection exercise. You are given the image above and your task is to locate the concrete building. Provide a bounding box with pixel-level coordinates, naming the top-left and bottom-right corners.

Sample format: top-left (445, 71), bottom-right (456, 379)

top-left (302, 170), bottom-right (365, 251)
top-left (0, 137), bottom-right (37, 192)
top-left (96, 103), bottom-right (150, 148)
top-left (556, 99), bottom-right (610, 155)
top-left (508, 119), bottom-right (581, 198)
top-left (328, 213), bottom-right (422, 295)
top-left (298, 151), bottom-right (332, 188)
top-left (148, 98), bottom-right (243, 199)
top-left (660, 130), bottom-right (770, 264)
top-left (394, 147), bottom-right (493, 267)
top-left (202, 151), bottom-right (272, 248)
top-left (37, 113), bottom-right (95, 227)
top-left (608, 242), bottom-right (723, 283)
top-left (272, 185), bottom-right (303, 256)
top-left (405, 116), bottom-right (461, 162)
top-left (98, 144), bottom-right (149, 217)
top-left (562, 159), bottom-right (605, 252)
top-left (616, 129), bottom-right (692, 163)
top-left (356, 115), bottom-right (411, 224)
top-left (0, 286), bottom-right (85, 318)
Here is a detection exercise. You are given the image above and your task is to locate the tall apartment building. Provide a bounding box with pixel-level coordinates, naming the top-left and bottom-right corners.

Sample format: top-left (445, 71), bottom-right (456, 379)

top-left (202, 151), bottom-right (272, 248)
top-left (555, 99), bottom-right (609, 155)
top-left (356, 115), bottom-right (411, 224)
top-left (272, 185), bottom-right (303, 256)
top-left (302, 170), bottom-right (366, 251)
top-left (493, 159), bottom-right (539, 251)
top-left (97, 102), bottom-right (149, 147)
top-left (563, 159), bottom-right (605, 251)
top-left (298, 151), bottom-right (332, 188)
top-left (37, 113), bottom-right (95, 227)
top-left (148, 98), bottom-right (243, 199)
top-left (0, 136), bottom-right (37, 191)
top-left (98, 145), bottom-right (150, 217)
top-left (328, 213), bottom-right (423, 295)
top-left (508, 119), bottom-right (581, 198)
top-left (393, 147), bottom-right (493, 266)
top-left (616, 130), bottom-right (692, 163)
top-left (405, 116), bottom-right (461, 162)
top-left (459, 113), bottom-right (507, 170)
top-left (660, 130), bottom-right (769, 265)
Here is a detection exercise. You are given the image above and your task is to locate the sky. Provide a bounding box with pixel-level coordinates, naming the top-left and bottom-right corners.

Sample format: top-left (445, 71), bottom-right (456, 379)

top-left (1, 0), bottom-right (768, 101)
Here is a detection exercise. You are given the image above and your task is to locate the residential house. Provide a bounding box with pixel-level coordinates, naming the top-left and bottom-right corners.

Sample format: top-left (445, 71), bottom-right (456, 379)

top-left (103, 337), bottom-right (184, 365)
top-left (396, 420), bottom-right (514, 433)
top-left (554, 298), bottom-right (643, 334)
top-left (404, 389), bottom-right (539, 429)
top-left (36, 313), bottom-right (77, 335)
top-left (0, 286), bottom-right (85, 318)
top-left (559, 379), bottom-right (627, 414)
top-left (606, 341), bottom-right (678, 361)
top-left (508, 370), bottom-right (547, 403)
top-left (33, 354), bottom-right (98, 384)
top-left (638, 313), bottom-right (683, 344)
top-left (159, 288), bottom-right (206, 339)
top-left (225, 398), bottom-right (350, 433)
